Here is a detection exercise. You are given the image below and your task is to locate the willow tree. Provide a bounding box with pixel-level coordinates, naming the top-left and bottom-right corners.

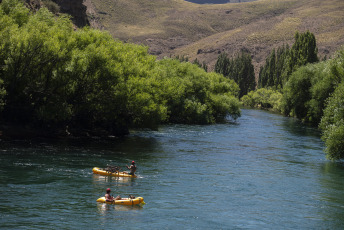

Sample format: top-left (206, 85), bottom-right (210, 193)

top-left (0, 0), bottom-right (242, 138)
top-left (320, 82), bottom-right (344, 160)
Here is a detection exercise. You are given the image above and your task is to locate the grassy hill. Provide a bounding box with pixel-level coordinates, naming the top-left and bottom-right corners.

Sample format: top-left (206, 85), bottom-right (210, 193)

top-left (86, 0), bottom-right (344, 75)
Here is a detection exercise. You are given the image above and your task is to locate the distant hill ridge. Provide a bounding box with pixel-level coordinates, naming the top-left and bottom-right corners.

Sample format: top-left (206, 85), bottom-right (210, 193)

top-left (21, 0), bottom-right (344, 77)
top-left (86, 0), bottom-right (344, 77)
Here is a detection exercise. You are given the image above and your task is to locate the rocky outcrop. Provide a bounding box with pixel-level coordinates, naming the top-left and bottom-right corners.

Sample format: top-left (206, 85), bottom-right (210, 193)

top-left (54, 0), bottom-right (89, 27)
top-left (18, 0), bottom-right (89, 27)
top-left (83, 0), bottom-right (103, 30)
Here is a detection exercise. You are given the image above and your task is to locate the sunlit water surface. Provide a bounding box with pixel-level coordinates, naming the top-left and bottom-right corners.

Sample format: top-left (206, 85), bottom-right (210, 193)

top-left (1, 109), bottom-right (344, 229)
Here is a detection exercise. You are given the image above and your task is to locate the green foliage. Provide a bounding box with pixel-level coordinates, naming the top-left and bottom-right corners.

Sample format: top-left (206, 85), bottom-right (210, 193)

top-left (215, 51), bottom-right (256, 98)
top-left (278, 46), bottom-right (344, 159)
top-left (258, 49), bottom-right (276, 88)
top-left (241, 88), bottom-right (282, 112)
top-left (156, 59), bottom-right (240, 124)
top-left (318, 49), bottom-right (344, 160)
top-left (228, 52), bottom-right (256, 97)
top-left (305, 62), bottom-right (337, 124)
top-left (0, 0), bottom-right (30, 27)
top-left (258, 45), bottom-right (289, 89)
top-left (281, 65), bottom-right (314, 120)
top-left (214, 52), bottom-right (230, 77)
top-left (0, 6), bottom-right (74, 125)
top-left (282, 31), bottom-right (318, 84)
top-left (319, 82), bottom-right (344, 160)
top-left (0, 1), bottom-right (241, 136)
top-left (42, 0), bottom-right (60, 14)
top-left (292, 31), bottom-right (318, 65)
top-left (281, 55), bottom-right (342, 124)
top-left (259, 31), bottom-right (318, 90)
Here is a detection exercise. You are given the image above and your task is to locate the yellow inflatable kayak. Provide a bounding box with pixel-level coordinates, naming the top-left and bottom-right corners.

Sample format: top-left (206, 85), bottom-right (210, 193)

top-left (96, 197), bottom-right (145, 205)
top-left (92, 167), bottom-right (137, 178)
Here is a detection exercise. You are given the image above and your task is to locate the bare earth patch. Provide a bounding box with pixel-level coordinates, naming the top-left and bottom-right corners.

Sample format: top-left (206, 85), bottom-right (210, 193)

top-left (87, 0), bottom-right (344, 76)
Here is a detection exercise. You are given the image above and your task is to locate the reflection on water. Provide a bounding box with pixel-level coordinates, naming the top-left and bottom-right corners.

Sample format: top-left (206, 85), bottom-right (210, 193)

top-left (92, 174), bottom-right (133, 184)
top-left (92, 174), bottom-right (135, 190)
top-left (97, 203), bottom-right (143, 213)
top-left (318, 162), bottom-right (344, 227)
top-left (96, 203), bottom-right (144, 228)
top-left (320, 161), bottom-right (344, 184)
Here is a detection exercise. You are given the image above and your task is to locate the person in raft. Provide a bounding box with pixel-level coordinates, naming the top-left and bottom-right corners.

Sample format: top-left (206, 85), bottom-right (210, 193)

top-left (105, 188), bottom-right (121, 202)
top-left (126, 161), bottom-right (137, 175)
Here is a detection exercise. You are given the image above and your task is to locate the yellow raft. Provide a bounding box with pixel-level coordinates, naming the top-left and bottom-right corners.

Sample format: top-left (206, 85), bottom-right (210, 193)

top-left (92, 167), bottom-right (137, 178)
top-left (96, 197), bottom-right (145, 205)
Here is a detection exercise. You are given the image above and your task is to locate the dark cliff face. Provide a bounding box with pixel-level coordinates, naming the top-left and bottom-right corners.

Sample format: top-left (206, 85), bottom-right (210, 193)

top-left (17, 0), bottom-right (89, 27)
top-left (53, 0), bottom-right (89, 27)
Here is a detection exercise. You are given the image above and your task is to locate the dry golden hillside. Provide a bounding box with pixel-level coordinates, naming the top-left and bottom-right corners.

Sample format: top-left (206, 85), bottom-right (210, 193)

top-left (86, 0), bottom-right (344, 74)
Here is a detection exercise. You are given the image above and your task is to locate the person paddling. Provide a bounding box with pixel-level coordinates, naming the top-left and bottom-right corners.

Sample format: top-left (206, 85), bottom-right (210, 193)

top-left (105, 188), bottom-right (121, 202)
top-left (126, 161), bottom-right (137, 176)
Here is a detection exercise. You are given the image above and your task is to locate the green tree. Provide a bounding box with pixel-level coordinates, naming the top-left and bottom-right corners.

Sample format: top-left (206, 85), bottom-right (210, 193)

top-left (319, 82), bottom-right (344, 160)
top-left (275, 45), bottom-right (290, 87)
top-left (282, 31), bottom-right (318, 84)
top-left (281, 51), bottom-right (342, 125)
top-left (215, 52), bottom-right (256, 98)
top-left (228, 52), bottom-right (256, 98)
top-left (0, 0), bottom-right (30, 26)
top-left (318, 48), bottom-right (344, 160)
top-left (241, 88), bottom-right (282, 111)
top-left (281, 66), bottom-right (313, 119)
top-left (156, 58), bottom-right (240, 124)
top-left (259, 31), bottom-right (318, 90)
top-left (258, 49), bottom-right (275, 88)
top-left (214, 52), bottom-right (230, 77)
top-left (0, 6), bottom-right (74, 127)
top-left (258, 44), bottom-right (289, 89)
top-left (0, 0), bottom-right (241, 138)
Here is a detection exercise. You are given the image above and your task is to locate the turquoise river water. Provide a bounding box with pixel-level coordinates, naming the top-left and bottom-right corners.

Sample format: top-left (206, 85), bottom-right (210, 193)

top-left (1, 109), bottom-right (344, 229)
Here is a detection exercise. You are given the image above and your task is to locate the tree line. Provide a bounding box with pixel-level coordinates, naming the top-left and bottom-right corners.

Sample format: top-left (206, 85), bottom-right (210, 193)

top-left (214, 51), bottom-right (256, 98)
top-left (238, 30), bottom-right (344, 160)
top-left (0, 0), bottom-right (241, 137)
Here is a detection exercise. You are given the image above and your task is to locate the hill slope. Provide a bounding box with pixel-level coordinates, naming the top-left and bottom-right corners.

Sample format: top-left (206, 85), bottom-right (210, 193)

top-left (87, 0), bottom-right (344, 75)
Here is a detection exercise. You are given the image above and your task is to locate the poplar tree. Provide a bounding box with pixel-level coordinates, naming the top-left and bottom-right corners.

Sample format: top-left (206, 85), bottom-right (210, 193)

top-left (259, 31), bottom-right (318, 89)
top-left (214, 52), bottom-right (230, 77)
top-left (215, 51), bottom-right (256, 98)
top-left (282, 31), bottom-right (318, 84)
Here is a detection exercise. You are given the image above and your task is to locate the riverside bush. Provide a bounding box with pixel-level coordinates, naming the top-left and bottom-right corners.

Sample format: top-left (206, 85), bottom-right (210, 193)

top-left (0, 0), bottom-right (241, 136)
top-left (241, 88), bottom-right (282, 112)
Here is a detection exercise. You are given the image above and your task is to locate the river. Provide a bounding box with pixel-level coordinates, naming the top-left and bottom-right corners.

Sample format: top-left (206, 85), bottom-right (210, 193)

top-left (1, 109), bottom-right (344, 229)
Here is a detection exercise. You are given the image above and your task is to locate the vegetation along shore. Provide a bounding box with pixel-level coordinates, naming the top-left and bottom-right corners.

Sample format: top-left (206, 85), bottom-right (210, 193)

top-left (0, 0), bottom-right (343, 160)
